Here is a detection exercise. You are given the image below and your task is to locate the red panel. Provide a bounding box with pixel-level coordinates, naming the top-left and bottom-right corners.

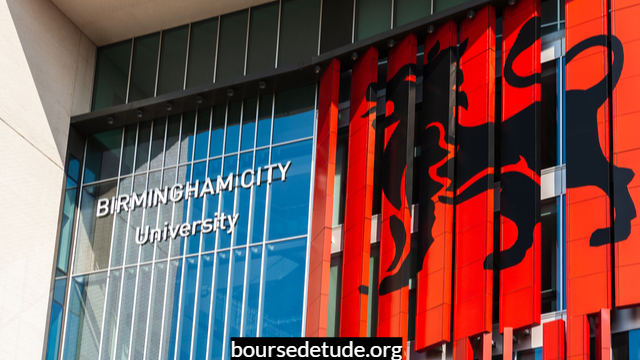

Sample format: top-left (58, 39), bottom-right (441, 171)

top-left (503, 327), bottom-right (513, 360)
top-left (480, 332), bottom-right (493, 360)
top-left (611, 0), bottom-right (640, 308)
top-left (339, 47), bottom-right (378, 338)
top-left (377, 34), bottom-right (417, 359)
top-left (453, 6), bottom-right (495, 355)
top-left (415, 20), bottom-right (457, 352)
top-left (499, 0), bottom-right (542, 333)
top-left (543, 319), bottom-right (566, 360)
top-left (595, 309), bottom-right (611, 360)
top-left (565, 0), bottom-right (611, 358)
top-left (306, 58), bottom-right (340, 337)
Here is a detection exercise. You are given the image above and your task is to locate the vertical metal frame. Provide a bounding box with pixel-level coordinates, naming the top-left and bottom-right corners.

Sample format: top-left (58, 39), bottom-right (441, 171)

top-left (154, 31), bottom-right (163, 97)
top-left (213, 17), bottom-right (222, 83)
top-left (274, 0), bottom-right (283, 68)
top-left (183, 24), bottom-right (193, 90)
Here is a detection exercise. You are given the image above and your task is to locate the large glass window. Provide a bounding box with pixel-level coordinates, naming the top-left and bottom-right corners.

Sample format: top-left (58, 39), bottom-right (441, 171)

top-left (186, 18), bottom-right (218, 89)
top-left (541, 60), bottom-right (559, 169)
top-left (216, 10), bottom-right (249, 83)
top-left (128, 33), bottom-right (161, 102)
top-left (157, 25), bottom-right (189, 95)
top-left (395, 0), bottom-right (431, 27)
top-left (434, 0), bottom-right (472, 12)
top-left (92, 40), bottom-right (131, 111)
top-left (273, 84), bottom-right (316, 144)
top-left (355, 0), bottom-right (392, 41)
top-left (278, 0), bottom-right (321, 67)
top-left (247, 2), bottom-right (279, 75)
top-left (320, 0), bottom-right (354, 53)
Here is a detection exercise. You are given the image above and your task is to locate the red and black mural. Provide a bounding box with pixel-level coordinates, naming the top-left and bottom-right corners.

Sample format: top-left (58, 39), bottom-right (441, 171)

top-left (452, 6), bottom-right (495, 359)
top-left (415, 19), bottom-right (457, 352)
top-left (377, 34), bottom-right (417, 354)
top-left (340, 47), bottom-right (378, 338)
top-left (497, 0), bottom-right (542, 334)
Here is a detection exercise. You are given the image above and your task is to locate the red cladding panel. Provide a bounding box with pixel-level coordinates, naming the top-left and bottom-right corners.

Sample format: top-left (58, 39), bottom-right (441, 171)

top-left (377, 34), bottom-right (417, 359)
top-left (499, 0), bottom-right (542, 333)
top-left (306, 58), bottom-right (340, 337)
top-left (565, 0), bottom-right (611, 358)
top-left (415, 20), bottom-right (457, 352)
top-left (339, 47), bottom-right (378, 338)
top-left (611, 0), bottom-right (640, 309)
top-left (453, 5), bottom-right (495, 351)
top-left (503, 327), bottom-right (513, 360)
top-left (595, 309), bottom-right (611, 360)
top-left (543, 319), bottom-right (566, 360)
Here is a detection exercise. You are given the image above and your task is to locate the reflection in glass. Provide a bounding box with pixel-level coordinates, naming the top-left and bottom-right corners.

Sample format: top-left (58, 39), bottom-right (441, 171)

top-left (128, 33), bottom-right (160, 102)
top-left (320, 0), bottom-right (354, 53)
top-left (131, 264), bottom-right (152, 359)
top-left (150, 118), bottom-right (166, 170)
top-left (157, 25), bottom-right (189, 95)
top-left (225, 249), bottom-right (246, 359)
top-left (541, 198), bottom-right (558, 313)
top-left (251, 149), bottom-right (270, 244)
top-left (226, 101), bottom-right (242, 154)
top-left (146, 262), bottom-right (167, 360)
top-left (333, 130), bottom-right (348, 226)
top-left (541, 0), bottom-right (558, 26)
top-left (121, 124), bottom-right (137, 176)
top-left (62, 272), bottom-right (107, 360)
top-left (210, 105), bottom-right (226, 158)
top-left (99, 270), bottom-right (121, 360)
top-left (326, 255), bottom-right (342, 336)
top-left (216, 10), bottom-right (249, 83)
top-left (261, 238), bottom-right (307, 337)
top-left (209, 251), bottom-right (230, 360)
top-left (180, 111), bottom-right (196, 164)
top-left (157, 168), bottom-right (176, 260)
top-left (278, 0), bottom-right (321, 67)
top-left (110, 177), bottom-right (132, 268)
top-left (235, 153), bottom-right (254, 246)
top-left (219, 155), bottom-right (238, 249)
top-left (204, 158), bottom-right (223, 251)
top-left (172, 165), bottom-right (191, 257)
top-left (45, 278), bottom-right (68, 360)
top-left (57, 184), bottom-right (78, 274)
top-left (541, 61), bottom-right (558, 169)
top-left (247, 2), bottom-right (279, 74)
top-left (114, 267), bottom-right (137, 360)
top-left (177, 256), bottom-right (198, 360)
top-left (243, 246), bottom-right (262, 337)
top-left (85, 129), bottom-right (122, 183)
top-left (241, 98), bottom-right (258, 151)
top-left (92, 40), bottom-right (131, 111)
top-left (165, 115), bottom-right (182, 167)
top-left (135, 120), bottom-right (152, 173)
top-left (256, 95), bottom-right (273, 148)
top-left (273, 84), bottom-right (316, 144)
top-left (163, 259), bottom-right (183, 360)
top-left (125, 175), bottom-right (148, 265)
top-left (187, 161), bottom-right (207, 254)
top-left (356, 0), bottom-right (391, 41)
top-left (193, 255), bottom-right (214, 359)
top-left (74, 180), bottom-right (117, 274)
top-left (187, 18), bottom-right (218, 89)
top-left (141, 171), bottom-right (162, 262)
top-left (195, 108), bottom-right (211, 161)
top-left (268, 140), bottom-right (312, 240)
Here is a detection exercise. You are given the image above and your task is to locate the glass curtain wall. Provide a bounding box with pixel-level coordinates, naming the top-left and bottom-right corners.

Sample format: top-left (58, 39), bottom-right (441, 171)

top-left (59, 83), bottom-right (318, 360)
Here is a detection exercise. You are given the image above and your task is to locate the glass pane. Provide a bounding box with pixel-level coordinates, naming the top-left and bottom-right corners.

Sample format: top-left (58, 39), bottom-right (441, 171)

top-left (326, 255), bottom-right (342, 336)
top-left (320, 0), bottom-right (354, 53)
top-left (273, 84), bottom-right (315, 144)
top-left (268, 140), bottom-right (313, 240)
top-left (177, 256), bottom-right (198, 360)
top-left (187, 161), bottom-right (207, 254)
top-left (226, 101), bottom-right (242, 154)
top-left (195, 108), bottom-right (212, 161)
top-left (45, 279), bottom-right (67, 360)
top-left (68, 156), bottom-right (81, 185)
top-left (114, 267), bottom-right (137, 360)
top-left (333, 130), bottom-right (348, 226)
top-left (146, 262), bottom-right (168, 360)
top-left (110, 177), bottom-right (132, 268)
top-left (74, 180), bottom-right (117, 274)
top-left (216, 10), bottom-right (248, 83)
top-left (163, 259), bottom-right (183, 360)
top-left (203, 158), bottom-right (223, 251)
top-left (541, 0), bottom-right (558, 25)
top-left (187, 18), bottom-right (218, 89)
top-left (395, 0), bottom-right (430, 27)
top-left (261, 238), bottom-right (307, 337)
top-left (256, 95), bottom-right (273, 147)
top-left (246, 2), bottom-right (279, 74)
top-left (131, 264), bottom-right (152, 359)
top-left (278, 0), bottom-right (321, 67)
top-left (121, 124), bottom-right (136, 176)
top-left (125, 175), bottom-right (148, 265)
top-left (180, 111), bottom-right (197, 164)
top-left (434, 0), bottom-right (471, 12)
top-left (85, 129), bottom-right (122, 183)
top-left (62, 272), bottom-right (108, 360)
top-left (172, 165), bottom-right (191, 257)
top-left (157, 25), bottom-right (189, 95)
top-left (141, 171), bottom-right (162, 262)
top-left (629, 329), bottom-right (640, 360)
top-left (235, 152), bottom-right (254, 246)
top-left (128, 32), bottom-right (160, 102)
top-left (165, 115), bottom-right (182, 167)
top-left (193, 254), bottom-right (215, 359)
top-left (250, 149), bottom-right (269, 244)
top-left (241, 98), bottom-right (258, 151)
top-left (157, 168), bottom-right (176, 260)
top-left (225, 249), bottom-right (246, 359)
top-left (135, 120), bottom-right (152, 173)
top-left (209, 251), bottom-right (231, 360)
top-left (541, 61), bottom-right (558, 169)
top-left (219, 155), bottom-right (238, 249)
top-left (243, 245), bottom-right (262, 336)
top-left (99, 269), bottom-right (121, 360)
top-left (150, 118), bottom-right (166, 170)
top-left (210, 105), bottom-right (226, 158)
top-left (92, 40), bottom-right (131, 111)
top-left (56, 187), bottom-right (77, 273)
top-left (356, 0), bottom-right (391, 41)
top-left (612, 331), bottom-right (630, 360)
top-left (541, 198), bottom-right (558, 313)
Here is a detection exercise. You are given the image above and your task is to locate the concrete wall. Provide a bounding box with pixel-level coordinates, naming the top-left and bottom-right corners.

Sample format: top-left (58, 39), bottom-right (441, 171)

top-left (0, 0), bottom-right (95, 359)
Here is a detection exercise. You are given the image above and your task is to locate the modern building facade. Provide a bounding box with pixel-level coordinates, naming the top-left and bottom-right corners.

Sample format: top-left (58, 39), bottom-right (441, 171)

top-left (2, 0), bottom-right (640, 359)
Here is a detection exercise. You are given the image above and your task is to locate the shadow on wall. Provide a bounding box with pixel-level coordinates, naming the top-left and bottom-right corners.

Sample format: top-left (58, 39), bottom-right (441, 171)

top-left (4, 0), bottom-right (96, 166)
